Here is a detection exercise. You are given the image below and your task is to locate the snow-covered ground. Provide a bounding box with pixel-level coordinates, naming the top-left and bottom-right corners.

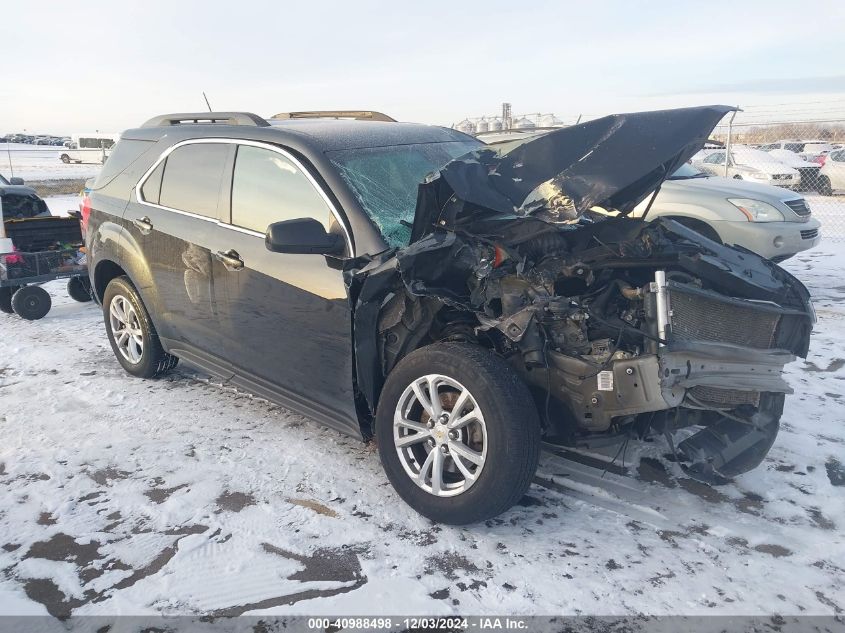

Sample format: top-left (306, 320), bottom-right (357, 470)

top-left (805, 193), bottom-right (845, 240)
top-left (1, 144), bottom-right (101, 182)
top-left (0, 221), bottom-right (843, 618)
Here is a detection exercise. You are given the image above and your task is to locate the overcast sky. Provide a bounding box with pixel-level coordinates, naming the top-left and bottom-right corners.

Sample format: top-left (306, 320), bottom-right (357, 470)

top-left (2, 0), bottom-right (845, 134)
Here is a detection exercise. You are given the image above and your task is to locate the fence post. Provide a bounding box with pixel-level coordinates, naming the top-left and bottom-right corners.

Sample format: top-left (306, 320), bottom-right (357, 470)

top-left (724, 108), bottom-right (740, 178)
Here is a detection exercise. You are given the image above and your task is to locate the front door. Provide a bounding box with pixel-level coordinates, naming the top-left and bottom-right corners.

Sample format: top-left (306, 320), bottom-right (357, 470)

top-left (214, 143), bottom-right (359, 435)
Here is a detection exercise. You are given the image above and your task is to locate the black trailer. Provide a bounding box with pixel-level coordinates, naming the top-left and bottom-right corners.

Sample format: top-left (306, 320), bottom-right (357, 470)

top-left (1, 215), bottom-right (92, 320)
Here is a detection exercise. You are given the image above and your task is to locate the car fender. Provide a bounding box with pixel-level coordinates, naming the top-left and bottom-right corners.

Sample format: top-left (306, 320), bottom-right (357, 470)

top-left (111, 225), bottom-right (165, 320)
top-left (645, 200), bottom-right (741, 226)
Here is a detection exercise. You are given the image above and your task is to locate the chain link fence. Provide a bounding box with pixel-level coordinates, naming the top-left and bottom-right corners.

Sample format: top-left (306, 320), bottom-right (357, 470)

top-left (4, 113), bottom-right (845, 240)
top-left (709, 114), bottom-right (845, 241)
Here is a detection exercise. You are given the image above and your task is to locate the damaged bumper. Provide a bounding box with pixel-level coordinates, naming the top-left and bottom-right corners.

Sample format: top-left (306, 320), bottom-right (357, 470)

top-left (660, 341), bottom-right (794, 396)
top-left (540, 341), bottom-right (795, 434)
top-left (529, 267), bottom-right (808, 434)
top-left (349, 105), bottom-right (813, 484)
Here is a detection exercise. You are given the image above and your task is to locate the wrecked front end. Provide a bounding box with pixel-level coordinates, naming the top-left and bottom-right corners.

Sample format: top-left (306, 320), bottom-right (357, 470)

top-left (351, 106), bottom-right (814, 483)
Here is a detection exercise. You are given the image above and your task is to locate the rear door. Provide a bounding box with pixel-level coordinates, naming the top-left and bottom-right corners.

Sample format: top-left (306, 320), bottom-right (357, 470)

top-left (213, 142), bottom-right (359, 435)
top-left (126, 141), bottom-right (235, 359)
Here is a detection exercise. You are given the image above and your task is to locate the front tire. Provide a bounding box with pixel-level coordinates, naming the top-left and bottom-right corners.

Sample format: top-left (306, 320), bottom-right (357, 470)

top-left (103, 276), bottom-right (178, 378)
top-left (60, 154), bottom-right (70, 164)
top-left (375, 343), bottom-right (541, 525)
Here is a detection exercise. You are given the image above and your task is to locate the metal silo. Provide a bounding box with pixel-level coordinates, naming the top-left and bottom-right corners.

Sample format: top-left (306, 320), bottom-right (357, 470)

top-left (455, 119), bottom-right (476, 134)
top-left (513, 117), bottom-right (535, 129)
top-left (540, 114), bottom-right (564, 127)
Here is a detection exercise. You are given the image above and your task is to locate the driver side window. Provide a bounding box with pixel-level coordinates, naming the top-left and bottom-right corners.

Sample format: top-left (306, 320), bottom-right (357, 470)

top-left (704, 152), bottom-right (725, 164)
top-left (231, 145), bottom-right (331, 234)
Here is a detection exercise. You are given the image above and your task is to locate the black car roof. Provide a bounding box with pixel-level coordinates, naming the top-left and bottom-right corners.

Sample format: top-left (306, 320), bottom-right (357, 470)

top-left (123, 117), bottom-right (477, 152)
top-left (266, 119), bottom-right (476, 151)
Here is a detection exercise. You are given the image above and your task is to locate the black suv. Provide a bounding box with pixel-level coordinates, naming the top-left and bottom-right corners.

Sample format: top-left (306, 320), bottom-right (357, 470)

top-left (86, 107), bottom-right (813, 524)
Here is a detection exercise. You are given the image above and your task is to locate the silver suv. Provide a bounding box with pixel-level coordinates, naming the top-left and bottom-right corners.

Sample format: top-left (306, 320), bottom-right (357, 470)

top-left (631, 164), bottom-right (821, 262)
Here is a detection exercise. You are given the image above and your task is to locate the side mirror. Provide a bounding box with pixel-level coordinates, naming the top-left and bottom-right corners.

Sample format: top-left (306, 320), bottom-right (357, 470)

top-left (265, 217), bottom-right (344, 255)
top-left (9, 177), bottom-right (24, 185)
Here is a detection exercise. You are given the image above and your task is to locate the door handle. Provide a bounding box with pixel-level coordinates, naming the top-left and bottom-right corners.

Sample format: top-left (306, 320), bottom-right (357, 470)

top-left (214, 249), bottom-right (244, 272)
top-left (133, 216), bottom-right (153, 234)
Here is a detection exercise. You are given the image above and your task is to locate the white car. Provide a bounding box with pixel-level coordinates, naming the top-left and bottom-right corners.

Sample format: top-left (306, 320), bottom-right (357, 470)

top-left (695, 146), bottom-right (800, 187)
top-left (818, 148), bottom-right (845, 195)
top-left (767, 149), bottom-right (824, 191)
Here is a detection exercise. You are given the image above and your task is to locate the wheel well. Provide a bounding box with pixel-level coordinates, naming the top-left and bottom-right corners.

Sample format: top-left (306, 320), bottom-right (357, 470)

top-left (663, 216), bottom-right (722, 243)
top-left (93, 259), bottom-right (126, 301)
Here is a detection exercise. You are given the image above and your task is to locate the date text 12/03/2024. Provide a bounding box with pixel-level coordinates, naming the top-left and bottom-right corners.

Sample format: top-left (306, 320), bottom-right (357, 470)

top-left (306, 617), bottom-right (528, 630)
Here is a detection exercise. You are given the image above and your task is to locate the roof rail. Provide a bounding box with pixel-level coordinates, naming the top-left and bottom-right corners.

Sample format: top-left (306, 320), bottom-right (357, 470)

top-left (141, 112), bottom-right (270, 128)
top-left (270, 110), bottom-right (396, 123)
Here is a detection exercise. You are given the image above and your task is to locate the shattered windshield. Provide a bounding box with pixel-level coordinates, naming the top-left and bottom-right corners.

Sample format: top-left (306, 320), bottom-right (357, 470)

top-left (328, 140), bottom-right (481, 247)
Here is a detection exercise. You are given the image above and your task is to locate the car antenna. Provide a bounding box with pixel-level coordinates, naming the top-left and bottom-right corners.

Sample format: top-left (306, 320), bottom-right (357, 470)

top-left (202, 92), bottom-right (213, 112)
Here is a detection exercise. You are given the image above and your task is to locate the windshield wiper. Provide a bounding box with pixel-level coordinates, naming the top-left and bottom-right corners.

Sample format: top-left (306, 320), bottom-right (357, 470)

top-left (670, 173), bottom-right (710, 180)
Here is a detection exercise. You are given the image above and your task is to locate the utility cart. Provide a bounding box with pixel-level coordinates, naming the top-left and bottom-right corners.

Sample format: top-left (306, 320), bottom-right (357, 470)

top-left (0, 195), bottom-right (92, 320)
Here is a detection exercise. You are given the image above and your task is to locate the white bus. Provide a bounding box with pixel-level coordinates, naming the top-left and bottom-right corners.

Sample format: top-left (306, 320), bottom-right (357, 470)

top-left (59, 133), bottom-right (120, 164)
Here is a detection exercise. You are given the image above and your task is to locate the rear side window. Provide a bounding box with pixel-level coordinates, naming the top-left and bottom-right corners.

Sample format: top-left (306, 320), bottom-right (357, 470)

top-left (141, 160), bottom-right (165, 204)
top-left (230, 145), bottom-right (331, 233)
top-left (92, 139), bottom-right (156, 189)
top-left (158, 143), bottom-right (229, 218)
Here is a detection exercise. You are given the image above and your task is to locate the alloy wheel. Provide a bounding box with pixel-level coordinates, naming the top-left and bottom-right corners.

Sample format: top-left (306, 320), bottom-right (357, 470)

top-left (109, 295), bottom-right (144, 364)
top-left (393, 374), bottom-right (488, 497)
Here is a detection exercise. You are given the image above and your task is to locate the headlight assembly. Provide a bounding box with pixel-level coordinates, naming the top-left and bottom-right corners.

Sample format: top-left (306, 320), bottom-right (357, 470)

top-left (728, 198), bottom-right (785, 222)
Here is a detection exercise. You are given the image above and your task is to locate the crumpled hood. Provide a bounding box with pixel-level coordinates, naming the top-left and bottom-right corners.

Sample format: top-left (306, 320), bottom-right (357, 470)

top-left (411, 105), bottom-right (735, 242)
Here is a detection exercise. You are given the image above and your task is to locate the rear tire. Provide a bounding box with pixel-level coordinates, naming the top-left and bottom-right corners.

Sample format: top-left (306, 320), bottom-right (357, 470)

top-left (67, 276), bottom-right (93, 303)
top-left (0, 286), bottom-right (17, 314)
top-left (103, 276), bottom-right (178, 378)
top-left (60, 154), bottom-right (70, 164)
top-left (817, 175), bottom-right (833, 197)
top-left (11, 286), bottom-right (51, 320)
top-left (375, 343), bottom-right (541, 525)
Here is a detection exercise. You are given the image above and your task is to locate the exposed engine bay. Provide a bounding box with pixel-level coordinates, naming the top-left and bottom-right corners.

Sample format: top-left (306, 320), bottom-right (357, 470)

top-left (348, 105), bottom-right (814, 484)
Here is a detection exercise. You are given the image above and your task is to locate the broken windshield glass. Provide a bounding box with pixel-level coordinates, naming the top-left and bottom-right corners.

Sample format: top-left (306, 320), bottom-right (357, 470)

top-left (328, 140), bottom-right (480, 248)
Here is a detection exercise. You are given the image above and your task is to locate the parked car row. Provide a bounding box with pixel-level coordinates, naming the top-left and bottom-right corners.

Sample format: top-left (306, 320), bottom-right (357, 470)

top-left (692, 144), bottom-right (843, 195)
top-left (755, 139), bottom-right (843, 164)
top-left (1, 133), bottom-right (71, 146)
